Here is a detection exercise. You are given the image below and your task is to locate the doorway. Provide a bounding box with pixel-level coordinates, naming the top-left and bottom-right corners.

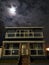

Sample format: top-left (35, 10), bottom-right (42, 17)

top-left (21, 43), bottom-right (29, 55)
top-left (19, 43), bottom-right (29, 65)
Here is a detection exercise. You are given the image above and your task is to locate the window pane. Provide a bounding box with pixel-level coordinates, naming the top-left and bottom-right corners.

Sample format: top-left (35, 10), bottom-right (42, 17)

top-left (21, 34), bottom-right (24, 37)
top-left (21, 30), bottom-right (24, 33)
top-left (38, 50), bottom-right (44, 55)
top-left (8, 34), bottom-right (15, 37)
top-left (31, 50), bottom-right (36, 55)
top-left (12, 50), bottom-right (18, 55)
top-left (34, 43), bottom-right (38, 49)
top-left (30, 43), bottom-right (34, 49)
top-left (13, 43), bottom-right (19, 49)
top-left (5, 50), bottom-right (11, 55)
top-left (16, 34), bottom-right (19, 36)
top-left (7, 29), bottom-right (16, 32)
top-left (34, 33), bottom-right (42, 37)
top-left (16, 30), bottom-right (19, 33)
top-left (4, 44), bottom-right (10, 49)
top-left (25, 34), bottom-right (28, 37)
top-left (38, 43), bottom-right (43, 49)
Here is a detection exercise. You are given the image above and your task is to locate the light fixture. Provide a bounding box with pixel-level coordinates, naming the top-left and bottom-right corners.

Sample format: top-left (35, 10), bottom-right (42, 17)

top-left (46, 48), bottom-right (49, 51)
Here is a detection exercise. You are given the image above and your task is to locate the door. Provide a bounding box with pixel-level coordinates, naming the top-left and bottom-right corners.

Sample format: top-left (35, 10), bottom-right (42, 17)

top-left (20, 43), bottom-right (29, 65)
top-left (21, 43), bottom-right (28, 55)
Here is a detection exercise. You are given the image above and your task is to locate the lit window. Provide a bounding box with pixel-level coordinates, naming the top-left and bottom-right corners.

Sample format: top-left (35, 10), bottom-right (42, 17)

top-left (12, 50), bottom-right (18, 55)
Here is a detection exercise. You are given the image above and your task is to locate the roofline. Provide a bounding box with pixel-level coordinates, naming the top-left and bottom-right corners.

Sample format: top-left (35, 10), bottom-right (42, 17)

top-left (5, 27), bottom-right (44, 29)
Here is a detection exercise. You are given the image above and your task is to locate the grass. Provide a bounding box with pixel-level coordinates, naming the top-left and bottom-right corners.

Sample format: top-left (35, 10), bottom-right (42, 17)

top-left (31, 59), bottom-right (49, 63)
top-left (0, 60), bottom-right (18, 63)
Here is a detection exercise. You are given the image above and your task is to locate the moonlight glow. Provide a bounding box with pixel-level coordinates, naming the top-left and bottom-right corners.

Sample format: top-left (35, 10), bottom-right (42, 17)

top-left (8, 6), bottom-right (16, 16)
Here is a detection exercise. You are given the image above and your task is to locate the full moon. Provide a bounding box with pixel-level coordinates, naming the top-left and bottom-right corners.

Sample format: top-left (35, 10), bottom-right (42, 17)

top-left (8, 6), bottom-right (16, 16)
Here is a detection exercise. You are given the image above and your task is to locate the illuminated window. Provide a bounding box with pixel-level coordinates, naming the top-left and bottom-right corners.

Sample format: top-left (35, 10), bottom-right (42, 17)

top-left (12, 50), bottom-right (19, 55)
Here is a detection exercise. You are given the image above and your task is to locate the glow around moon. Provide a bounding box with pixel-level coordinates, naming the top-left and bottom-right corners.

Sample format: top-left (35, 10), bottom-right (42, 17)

top-left (8, 6), bottom-right (16, 16)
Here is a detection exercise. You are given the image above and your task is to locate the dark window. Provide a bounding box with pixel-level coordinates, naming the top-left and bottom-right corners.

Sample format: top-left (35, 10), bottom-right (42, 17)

top-left (5, 50), bottom-right (11, 55)
top-left (33, 28), bottom-right (42, 32)
top-left (21, 34), bottom-right (24, 37)
top-left (38, 50), bottom-right (44, 55)
top-left (38, 43), bottom-right (43, 49)
top-left (29, 33), bottom-right (32, 36)
top-left (31, 50), bottom-right (36, 55)
top-left (34, 33), bottom-right (41, 36)
top-left (4, 44), bottom-right (10, 49)
top-left (13, 43), bottom-right (19, 49)
top-left (34, 43), bottom-right (37, 49)
top-left (21, 30), bottom-right (24, 33)
top-left (16, 34), bottom-right (19, 36)
top-left (7, 29), bottom-right (16, 32)
top-left (25, 34), bottom-right (28, 37)
top-left (16, 30), bottom-right (19, 33)
top-left (8, 34), bottom-right (15, 37)
top-left (12, 50), bottom-right (18, 55)
top-left (30, 43), bottom-right (34, 49)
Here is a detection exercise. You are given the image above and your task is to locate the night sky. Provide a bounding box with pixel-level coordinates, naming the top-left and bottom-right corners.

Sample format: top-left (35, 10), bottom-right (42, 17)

top-left (0, 0), bottom-right (49, 46)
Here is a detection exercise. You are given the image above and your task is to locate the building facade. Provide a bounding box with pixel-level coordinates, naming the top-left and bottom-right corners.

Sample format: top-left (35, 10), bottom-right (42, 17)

top-left (2, 27), bottom-right (46, 64)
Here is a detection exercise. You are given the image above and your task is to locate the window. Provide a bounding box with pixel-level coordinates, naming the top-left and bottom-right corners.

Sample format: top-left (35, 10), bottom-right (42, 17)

top-left (30, 43), bottom-right (43, 49)
top-left (31, 50), bottom-right (36, 55)
top-left (13, 43), bottom-right (19, 49)
top-left (34, 32), bottom-right (43, 37)
top-left (20, 34), bottom-right (24, 37)
top-left (8, 33), bottom-right (15, 37)
top-left (4, 43), bottom-right (10, 49)
top-left (29, 30), bottom-right (33, 37)
top-left (7, 29), bottom-right (16, 33)
top-left (30, 43), bottom-right (34, 49)
top-left (21, 30), bottom-right (24, 33)
top-left (16, 33), bottom-right (20, 37)
top-left (12, 50), bottom-right (19, 55)
top-left (24, 30), bottom-right (28, 37)
top-left (4, 50), bottom-right (11, 55)
top-left (33, 28), bottom-right (42, 32)
top-left (3, 43), bottom-right (20, 56)
top-left (38, 50), bottom-right (44, 55)
top-left (29, 33), bottom-right (32, 36)
top-left (30, 43), bottom-right (44, 55)
top-left (38, 43), bottom-right (43, 49)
